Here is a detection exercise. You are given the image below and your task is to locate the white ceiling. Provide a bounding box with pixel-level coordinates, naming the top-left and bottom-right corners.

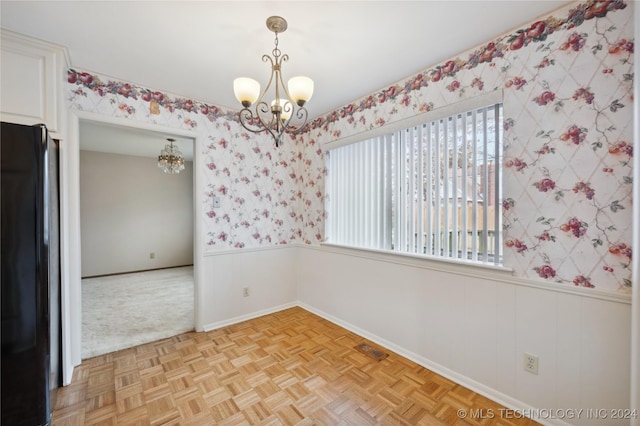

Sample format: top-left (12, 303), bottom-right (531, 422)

top-left (1, 0), bottom-right (569, 157)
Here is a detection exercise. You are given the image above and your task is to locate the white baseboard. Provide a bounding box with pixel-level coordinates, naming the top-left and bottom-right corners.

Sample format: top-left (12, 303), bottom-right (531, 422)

top-left (296, 301), bottom-right (570, 426)
top-left (201, 301), bottom-right (297, 332)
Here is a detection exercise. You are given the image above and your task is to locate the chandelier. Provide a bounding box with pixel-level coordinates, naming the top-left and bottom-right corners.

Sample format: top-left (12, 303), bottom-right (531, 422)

top-left (233, 16), bottom-right (314, 147)
top-left (157, 138), bottom-right (185, 174)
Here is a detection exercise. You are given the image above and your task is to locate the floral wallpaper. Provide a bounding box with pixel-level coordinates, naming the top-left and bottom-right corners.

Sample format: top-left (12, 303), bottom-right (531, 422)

top-left (66, 0), bottom-right (633, 294)
top-left (67, 70), bottom-right (306, 249)
top-left (298, 0), bottom-right (634, 294)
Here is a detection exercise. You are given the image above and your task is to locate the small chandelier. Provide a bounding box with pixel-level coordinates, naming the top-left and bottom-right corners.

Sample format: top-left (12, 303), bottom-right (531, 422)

top-left (157, 138), bottom-right (185, 174)
top-left (233, 16), bottom-right (314, 147)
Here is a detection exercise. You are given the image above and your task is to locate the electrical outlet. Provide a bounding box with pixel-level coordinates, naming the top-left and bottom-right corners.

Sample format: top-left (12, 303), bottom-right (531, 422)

top-left (213, 196), bottom-right (221, 209)
top-left (524, 352), bottom-right (539, 375)
top-left (149, 252), bottom-right (155, 259)
top-left (242, 287), bottom-right (249, 297)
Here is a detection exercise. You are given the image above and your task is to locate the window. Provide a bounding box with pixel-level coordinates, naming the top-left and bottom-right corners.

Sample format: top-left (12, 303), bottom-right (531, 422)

top-left (325, 102), bottom-right (503, 265)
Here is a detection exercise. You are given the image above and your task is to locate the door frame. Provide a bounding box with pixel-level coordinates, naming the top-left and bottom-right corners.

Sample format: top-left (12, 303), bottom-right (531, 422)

top-left (61, 109), bottom-right (204, 385)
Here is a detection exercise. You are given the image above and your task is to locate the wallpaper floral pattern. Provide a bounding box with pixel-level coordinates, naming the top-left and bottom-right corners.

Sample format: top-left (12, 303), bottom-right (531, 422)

top-left (66, 0), bottom-right (633, 294)
top-left (67, 70), bottom-right (306, 250)
top-left (298, 0), bottom-right (634, 294)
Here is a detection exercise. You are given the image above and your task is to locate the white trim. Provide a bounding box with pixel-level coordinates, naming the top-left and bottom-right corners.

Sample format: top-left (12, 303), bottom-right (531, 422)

top-left (207, 244), bottom-right (631, 304)
top-left (323, 89), bottom-right (504, 151)
top-left (60, 112), bottom-right (81, 385)
top-left (204, 243), bottom-right (297, 257)
top-left (308, 244), bottom-right (632, 305)
top-left (62, 109), bottom-right (204, 381)
top-left (296, 302), bottom-right (568, 426)
top-left (0, 28), bottom-right (70, 64)
top-left (0, 29), bottom-right (70, 136)
top-left (70, 110), bottom-right (197, 138)
top-left (321, 241), bottom-right (513, 273)
top-left (192, 130), bottom-right (205, 333)
top-left (201, 302), bottom-right (297, 332)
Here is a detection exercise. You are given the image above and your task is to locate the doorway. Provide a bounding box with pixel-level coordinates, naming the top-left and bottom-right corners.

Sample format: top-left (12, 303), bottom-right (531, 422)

top-left (78, 121), bottom-right (196, 358)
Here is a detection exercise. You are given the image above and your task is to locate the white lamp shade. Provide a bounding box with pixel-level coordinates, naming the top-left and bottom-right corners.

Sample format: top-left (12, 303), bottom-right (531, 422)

top-left (233, 78), bottom-right (261, 106)
top-left (288, 76), bottom-right (314, 105)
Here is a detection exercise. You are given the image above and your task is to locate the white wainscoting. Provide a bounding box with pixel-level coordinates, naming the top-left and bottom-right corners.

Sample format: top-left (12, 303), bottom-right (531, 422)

top-left (200, 246), bottom-right (298, 331)
top-left (149, 244), bottom-right (631, 425)
top-left (295, 245), bottom-right (632, 426)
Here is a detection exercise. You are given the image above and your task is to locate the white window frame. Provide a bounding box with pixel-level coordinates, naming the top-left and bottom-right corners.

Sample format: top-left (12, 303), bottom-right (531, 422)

top-left (324, 91), bottom-right (504, 267)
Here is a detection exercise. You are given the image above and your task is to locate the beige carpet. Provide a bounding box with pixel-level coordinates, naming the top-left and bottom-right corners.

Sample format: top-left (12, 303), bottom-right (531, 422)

top-left (81, 266), bottom-right (194, 359)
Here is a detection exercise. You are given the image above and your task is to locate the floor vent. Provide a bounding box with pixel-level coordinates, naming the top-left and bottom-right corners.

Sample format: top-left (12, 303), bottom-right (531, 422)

top-left (355, 343), bottom-right (389, 361)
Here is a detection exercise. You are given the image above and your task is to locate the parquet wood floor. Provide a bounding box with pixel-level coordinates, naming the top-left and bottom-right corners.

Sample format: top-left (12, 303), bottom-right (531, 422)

top-left (52, 307), bottom-right (539, 425)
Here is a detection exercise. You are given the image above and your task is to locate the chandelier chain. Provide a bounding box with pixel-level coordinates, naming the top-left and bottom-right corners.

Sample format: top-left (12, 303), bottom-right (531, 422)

top-left (273, 32), bottom-right (280, 58)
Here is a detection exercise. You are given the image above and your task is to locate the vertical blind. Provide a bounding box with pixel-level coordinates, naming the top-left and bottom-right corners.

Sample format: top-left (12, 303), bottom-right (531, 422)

top-left (325, 103), bottom-right (503, 265)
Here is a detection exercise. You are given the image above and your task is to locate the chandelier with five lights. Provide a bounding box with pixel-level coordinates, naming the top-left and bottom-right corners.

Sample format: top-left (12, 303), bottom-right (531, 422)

top-left (233, 16), bottom-right (314, 147)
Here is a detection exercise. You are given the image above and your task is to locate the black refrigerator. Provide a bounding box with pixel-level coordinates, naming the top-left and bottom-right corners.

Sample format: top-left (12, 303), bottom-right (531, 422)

top-left (1, 122), bottom-right (62, 425)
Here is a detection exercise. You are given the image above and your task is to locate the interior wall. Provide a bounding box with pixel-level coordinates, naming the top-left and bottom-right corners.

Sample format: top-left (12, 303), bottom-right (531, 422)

top-left (292, 1), bottom-right (635, 422)
top-left (296, 245), bottom-right (632, 425)
top-left (79, 150), bottom-right (193, 276)
top-left (61, 0), bottom-right (635, 420)
top-left (200, 247), bottom-right (297, 330)
top-left (300, 0), bottom-right (634, 295)
top-left (66, 67), bottom-right (302, 374)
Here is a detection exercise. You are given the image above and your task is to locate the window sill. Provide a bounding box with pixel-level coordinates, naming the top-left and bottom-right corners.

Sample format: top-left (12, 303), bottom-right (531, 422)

top-left (319, 242), bottom-right (514, 277)
top-left (309, 243), bottom-right (630, 304)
